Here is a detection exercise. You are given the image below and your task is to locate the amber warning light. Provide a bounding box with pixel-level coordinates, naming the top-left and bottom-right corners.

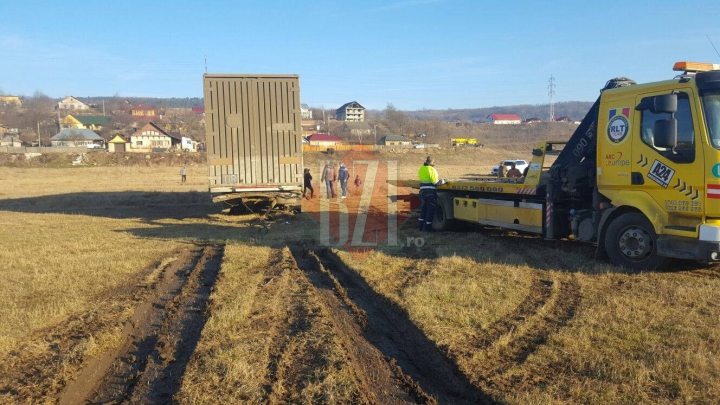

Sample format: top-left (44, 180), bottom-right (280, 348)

top-left (673, 61), bottom-right (720, 73)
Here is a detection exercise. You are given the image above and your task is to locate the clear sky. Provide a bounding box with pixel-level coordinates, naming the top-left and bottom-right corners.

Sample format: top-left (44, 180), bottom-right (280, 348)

top-left (2, 0), bottom-right (720, 110)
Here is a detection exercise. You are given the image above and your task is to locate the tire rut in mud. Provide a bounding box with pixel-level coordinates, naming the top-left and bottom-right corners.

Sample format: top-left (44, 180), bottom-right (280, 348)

top-left (455, 277), bottom-right (554, 359)
top-left (473, 274), bottom-right (582, 392)
top-left (299, 246), bottom-right (492, 405)
top-left (58, 244), bottom-right (224, 404)
top-left (258, 250), bottom-right (353, 405)
top-left (289, 248), bottom-right (422, 405)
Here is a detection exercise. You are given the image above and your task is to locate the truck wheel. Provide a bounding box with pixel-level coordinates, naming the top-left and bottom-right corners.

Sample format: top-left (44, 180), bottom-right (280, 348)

top-left (604, 212), bottom-right (668, 271)
top-left (432, 202), bottom-right (456, 231)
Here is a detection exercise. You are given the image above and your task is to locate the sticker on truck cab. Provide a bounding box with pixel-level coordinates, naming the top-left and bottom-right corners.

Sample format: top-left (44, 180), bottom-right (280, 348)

top-left (607, 107), bottom-right (631, 144)
top-left (648, 159), bottom-right (675, 188)
top-left (713, 163), bottom-right (720, 178)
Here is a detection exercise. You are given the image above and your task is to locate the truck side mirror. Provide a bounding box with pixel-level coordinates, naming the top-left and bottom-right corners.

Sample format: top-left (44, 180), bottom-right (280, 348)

top-left (653, 118), bottom-right (677, 148)
top-left (652, 94), bottom-right (677, 114)
top-left (635, 94), bottom-right (678, 114)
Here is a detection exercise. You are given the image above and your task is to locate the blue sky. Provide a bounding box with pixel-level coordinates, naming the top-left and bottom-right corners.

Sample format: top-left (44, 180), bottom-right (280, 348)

top-left (2, 0), bottom-right (720, 110)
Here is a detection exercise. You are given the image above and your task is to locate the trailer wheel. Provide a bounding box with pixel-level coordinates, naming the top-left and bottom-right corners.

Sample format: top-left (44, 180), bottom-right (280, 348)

top-left (432, 201), bottom-right (456, 231)
top-left (604, 212), bottom-right (668, 271)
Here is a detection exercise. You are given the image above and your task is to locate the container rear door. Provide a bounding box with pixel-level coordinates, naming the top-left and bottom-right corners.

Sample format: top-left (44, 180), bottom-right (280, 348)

top-left (204, 75), bottom-right (302, 187)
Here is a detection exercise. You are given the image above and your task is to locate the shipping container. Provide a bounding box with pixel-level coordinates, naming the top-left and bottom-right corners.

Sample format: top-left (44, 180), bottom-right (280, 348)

top-left (203, 74), bottom-right (303, 211)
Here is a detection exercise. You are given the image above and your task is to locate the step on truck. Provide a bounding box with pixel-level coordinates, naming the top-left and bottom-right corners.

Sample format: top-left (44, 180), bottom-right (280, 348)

top-left (405, 62), bottom-right (720, 270)
top-left (203, 74), bottom-right (303, 214)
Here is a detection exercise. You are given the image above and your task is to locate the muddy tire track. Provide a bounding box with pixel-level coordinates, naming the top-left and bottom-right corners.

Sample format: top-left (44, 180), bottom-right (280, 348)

top-left (290, 248), bottom-right (422, 405)
top-left (58, 244), bottom-right (224, 404)
top-left (311, 247), bottom-right (492, 405)
top-left (454, 277), bottom-right (554, 360)
top-left (0, 252), bottom-right (182, 403)
top-left (259, 250), bottom-right (344, 405)
top-left (474, 274), bottom-right (582, 391)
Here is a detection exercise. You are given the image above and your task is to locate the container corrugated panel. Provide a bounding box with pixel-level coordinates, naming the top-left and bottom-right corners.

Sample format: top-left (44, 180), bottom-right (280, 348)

top-left (204, 74), bottom-right (303, 187)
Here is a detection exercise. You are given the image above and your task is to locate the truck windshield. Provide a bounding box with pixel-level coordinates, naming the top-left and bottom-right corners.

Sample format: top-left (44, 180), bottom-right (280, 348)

top-left (702, 91), bottom-right (720, 149)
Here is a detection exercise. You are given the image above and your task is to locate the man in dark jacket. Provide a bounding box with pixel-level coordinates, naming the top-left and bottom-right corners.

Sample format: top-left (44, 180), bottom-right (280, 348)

top-left (303, 168), bottom-right (314, 199)
top-left (338, 162), bottom-right (349, 199)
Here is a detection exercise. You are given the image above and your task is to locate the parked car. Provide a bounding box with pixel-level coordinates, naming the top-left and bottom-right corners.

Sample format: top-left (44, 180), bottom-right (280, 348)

top-left (491, 159), bottom-right (528, 176)
top-left (86, 143), bottom-right (104, 150)
top-left (413, 143), bottom-right (425, 149)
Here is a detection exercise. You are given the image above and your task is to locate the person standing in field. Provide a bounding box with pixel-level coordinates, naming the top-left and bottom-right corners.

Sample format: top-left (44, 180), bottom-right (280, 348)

top-left (418, 156), bottom-right (440, 232)
top-left (338, 162), bottom-right (349, 199)
top-left (321, 161), bottom-right (336, 198)
top-left (303, 168), bottom-right (314, 199)
top-left (506, 162), bottom-right (522, 178)
top-left (181, 166), bottom-right (187, 183)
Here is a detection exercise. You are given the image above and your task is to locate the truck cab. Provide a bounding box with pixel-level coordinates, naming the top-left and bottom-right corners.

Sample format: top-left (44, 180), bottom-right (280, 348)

top-left (594, 62), bottom-right (720, 268)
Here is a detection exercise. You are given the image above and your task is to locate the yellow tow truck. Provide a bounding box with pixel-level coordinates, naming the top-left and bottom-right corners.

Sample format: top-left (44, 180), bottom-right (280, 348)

top-left (405, 62), bottom-right (720, 270)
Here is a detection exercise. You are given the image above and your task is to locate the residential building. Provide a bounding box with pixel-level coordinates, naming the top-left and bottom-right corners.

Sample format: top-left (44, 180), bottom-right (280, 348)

top-left (342, 122), bottom-right (373, 137)
top-left (301, 104), bottom-right (313, 119)
top-left (554, 116), bottom-right (573, 123)
top-left (380, 134), bottom-right (412, 146)
top-left (50, 129), bottom-right (103, 147)
top-left (0, 135), bottom-right (22, 147)
top-left (192, 106), bottom-right (205, 113)
top-left (131, 104), bottom-right (157, 117)
top-left (306, 133), bottom-right (343, 147)
top-left (129, 122), bottom-right (180, 151)
top-left (59, 114), bottom-right (112, 131)
top-left (487, 114), bottom-right (521, 124)
top-left (56, 96), bottom-right (90, 110)
top-left (336, 101), bottom-right (365, 122)
top-left (0, 96), bottom-right (22, 107)
top-left (523, 117), bottom-right (543, 125)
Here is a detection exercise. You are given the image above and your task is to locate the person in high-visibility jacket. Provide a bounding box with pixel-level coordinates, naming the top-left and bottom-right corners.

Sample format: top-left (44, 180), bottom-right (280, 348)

top-left (418, 156), bottom-right (440, 232)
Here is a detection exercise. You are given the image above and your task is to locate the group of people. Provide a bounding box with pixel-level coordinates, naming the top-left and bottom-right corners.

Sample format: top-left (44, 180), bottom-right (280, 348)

top-left (303, 161), bottom-right (361, 200)
top-left (303, 155), bottom-right (526, 233)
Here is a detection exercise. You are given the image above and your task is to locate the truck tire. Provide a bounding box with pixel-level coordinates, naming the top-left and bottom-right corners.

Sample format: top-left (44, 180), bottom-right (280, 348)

top-left (432, 201), bottom-right (456, 231)
top-left (604, 212), bottom-right (668, 271)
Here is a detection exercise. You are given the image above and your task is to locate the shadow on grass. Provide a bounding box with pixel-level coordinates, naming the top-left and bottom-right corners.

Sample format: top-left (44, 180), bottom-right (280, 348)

top-left (9, 191), bottom-right (708, 274)
top-left (0, 191), bottom-right (218, 220)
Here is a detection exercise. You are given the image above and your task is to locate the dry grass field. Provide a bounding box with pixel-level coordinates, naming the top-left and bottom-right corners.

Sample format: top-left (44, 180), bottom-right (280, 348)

top-left (1, 148), bottom-right (719, 404)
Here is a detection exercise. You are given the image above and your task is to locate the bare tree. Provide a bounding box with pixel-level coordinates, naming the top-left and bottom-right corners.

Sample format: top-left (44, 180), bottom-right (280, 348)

top-left (383, 103), bottom-right (408, 134)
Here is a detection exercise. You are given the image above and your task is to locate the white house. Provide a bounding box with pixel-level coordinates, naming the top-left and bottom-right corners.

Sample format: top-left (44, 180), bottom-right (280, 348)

top-left (130, 122), bottom-right (181, 152)
top-left (56, 96), bottom-right (91, 110)
top-left (301, 103), bottom-right (313, 119)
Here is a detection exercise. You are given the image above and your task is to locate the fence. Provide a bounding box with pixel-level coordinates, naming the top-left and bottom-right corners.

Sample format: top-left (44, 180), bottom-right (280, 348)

top-left (302, 143), bottom-right (440, 152)
top-left (0, 147), bottom-right (88, 153)
top-left (303, 144), bottom-right (375, 152)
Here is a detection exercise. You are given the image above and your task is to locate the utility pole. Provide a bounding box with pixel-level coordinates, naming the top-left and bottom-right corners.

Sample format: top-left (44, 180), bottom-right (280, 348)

top-left (548, 75), bottom-right (555, 122)
top-left (205, 55), bottom-right (208, 73)
top-left (37, 121), bottom-right (41, 148)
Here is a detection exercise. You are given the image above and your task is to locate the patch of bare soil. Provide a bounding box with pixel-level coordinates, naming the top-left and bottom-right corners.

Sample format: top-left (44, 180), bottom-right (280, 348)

top-left (0, 248), bottom-right (191, 403)
top-left (303, 247), bottom-right (492, 405)
top-left (472, 274), bottom-right (582, 393)
top-left (57, 244), bottom-right (223, 404)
